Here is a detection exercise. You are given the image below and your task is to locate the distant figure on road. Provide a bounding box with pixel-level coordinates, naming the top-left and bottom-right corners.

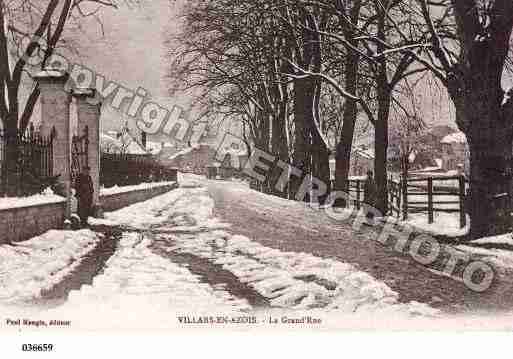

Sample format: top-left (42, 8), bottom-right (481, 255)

top-left (364, 170), bottom-right (377, 221)
top-left (75, 166), bottom-right (94, 227)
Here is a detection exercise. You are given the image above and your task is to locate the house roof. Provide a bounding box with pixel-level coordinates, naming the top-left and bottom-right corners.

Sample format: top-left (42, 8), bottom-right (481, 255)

top-left (168, 146), bottom-right (195, 160)
top-left (100, 132), bottom-right (149, 155)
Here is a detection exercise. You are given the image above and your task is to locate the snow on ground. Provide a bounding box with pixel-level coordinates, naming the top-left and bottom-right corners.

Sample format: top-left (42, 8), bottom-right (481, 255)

top-left (405, 212), bottom-right (470, 238)
top-left (100, 181), bottom-right (177, 196)
top-left (472, 234), bottom-right (513, 246)
top-left (92, 176), bottom-right (437, 319)
top-left (0, 175), bottom-right (442, 329)
top-left (456, 233), bottom-right (513, 272)
top-left (0, 187), bottom-right (64, 210)
top-left (153, 179), bottom-right (437, 317)
top-left (0, 230), bottom-right (99, 304)
top-left (91, 186), bottom-right (228, 231)
top-left (45, 232), bottom-right (249, 328)
top-left (165, 230), bottom-right (436, 316)
top-left (90, 189), bottom-right (188, 228)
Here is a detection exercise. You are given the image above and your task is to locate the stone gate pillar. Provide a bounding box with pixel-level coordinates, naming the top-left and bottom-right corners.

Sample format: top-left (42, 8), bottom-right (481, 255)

top-left (72, 88), bottom-right (101, 211)
top-left (34, 69), bottom-right (72, 220)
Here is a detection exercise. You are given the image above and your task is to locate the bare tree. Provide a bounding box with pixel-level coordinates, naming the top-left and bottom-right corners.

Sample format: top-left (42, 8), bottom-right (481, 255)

top-left (0, 0), bottom-right (129, 134)
top-left (414, 0), bottom-right (513, 238)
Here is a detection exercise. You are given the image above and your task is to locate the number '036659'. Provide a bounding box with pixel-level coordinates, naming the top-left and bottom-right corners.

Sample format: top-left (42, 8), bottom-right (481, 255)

top-left (22, 344), bottom-right (54, 352)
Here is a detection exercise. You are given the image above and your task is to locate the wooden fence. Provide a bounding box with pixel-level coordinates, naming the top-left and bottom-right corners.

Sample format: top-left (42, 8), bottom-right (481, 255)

top-left (334, 175), bottom-right (468, 229)
top-left (388, 175), bottom-right (468, 229)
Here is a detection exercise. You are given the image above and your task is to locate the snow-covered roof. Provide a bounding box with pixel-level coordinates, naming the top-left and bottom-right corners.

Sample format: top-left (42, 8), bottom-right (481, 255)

top-left (100, 133), bottom-right (122, 152)
top-left (145, 141), bottom-right (163, 154)
top-left (100, 132), bottom-right (149, 155)
top-left (124, 139), bottom-right (148, 155)
top-left (168, 147), bottom-right (195, 160)
top-left (441, 131), bottom-right (466, 144)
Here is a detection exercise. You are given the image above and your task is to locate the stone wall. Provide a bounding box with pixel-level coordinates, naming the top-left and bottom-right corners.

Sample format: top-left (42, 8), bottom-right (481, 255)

top-left (0, 201), bottom-right (66, 245)
top-left (100, 183), bottom-right (178, 212)
top-left (0, 183), bottom-right (178, 245)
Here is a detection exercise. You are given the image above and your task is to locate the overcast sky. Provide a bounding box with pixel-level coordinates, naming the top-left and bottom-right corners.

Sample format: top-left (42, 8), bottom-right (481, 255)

top-left (64, 0), bottom-right (184, 135)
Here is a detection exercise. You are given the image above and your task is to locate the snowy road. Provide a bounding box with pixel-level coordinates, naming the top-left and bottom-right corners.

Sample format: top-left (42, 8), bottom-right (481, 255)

top-left (8, 174), bottom-right (513, 329)
top-left (26, 175), bottom-right (437, 328)
top-left (205, 178), bottom-right (513, 313)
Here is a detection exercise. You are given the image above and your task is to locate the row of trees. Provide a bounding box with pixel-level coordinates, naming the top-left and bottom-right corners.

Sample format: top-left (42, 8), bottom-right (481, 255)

top-left (169, 0), bottom-right (513, 240)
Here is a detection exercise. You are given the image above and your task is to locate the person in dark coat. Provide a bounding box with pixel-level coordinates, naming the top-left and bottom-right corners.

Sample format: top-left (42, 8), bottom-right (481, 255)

top-left (364, 170), bottom-right (377, 220)
top-left (75, 166), bottom-right (94, 227)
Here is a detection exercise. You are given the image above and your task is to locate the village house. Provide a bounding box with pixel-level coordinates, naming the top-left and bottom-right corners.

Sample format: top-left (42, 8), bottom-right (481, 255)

top-left (329, 145), bottom-right (375, 180)
top-left (100, 130), bottom-right (149, 156)
top-left (440, 131), bottom-right (469, 173)
top-left (164, 142), bottom-right (248, 177)
top-left (350, 146), bottom-right (374, 177)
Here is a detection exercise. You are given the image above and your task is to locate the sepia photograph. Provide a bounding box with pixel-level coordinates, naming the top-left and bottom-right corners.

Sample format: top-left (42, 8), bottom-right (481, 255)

top-left (1, 0), bottom-right (513, 356)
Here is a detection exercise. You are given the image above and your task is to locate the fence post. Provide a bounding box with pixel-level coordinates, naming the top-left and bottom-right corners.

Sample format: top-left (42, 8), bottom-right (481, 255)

top-left (356, 180), bottom-right (361, 210)
top-left (428, 177), bottom-right (434, 224)
top-left (402, 177), bottom-right (408, 220)
top-left (388, 175), bottom-right (392, 215)
top-left (397, 181), bottom-right (401, 218)
top-left (459, 175), bottom-right (466, 229)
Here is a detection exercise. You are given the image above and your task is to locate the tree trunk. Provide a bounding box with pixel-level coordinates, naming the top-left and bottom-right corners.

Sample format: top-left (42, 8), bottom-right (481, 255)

top-left (270, 71), bottom-right (290, 198)
top-left (256, 110), bottom-right (271, 193)
top-left (449, 26), bottom-right (513, 239)
top-left (311, 128), bottom-right (330, 204)
top-left (270, 107), bottom-right (290, 198)
top-left (334, 51), bottom-right (359, 205)
top-left (292, 77), bottom-right (314, 199)
top-left (374, 92), bottom-right (390, 215)
top-left (465, 110), bottom-right (513, 239)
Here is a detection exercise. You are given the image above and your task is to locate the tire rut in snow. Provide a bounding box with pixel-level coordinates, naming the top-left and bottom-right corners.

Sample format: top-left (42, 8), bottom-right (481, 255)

top-left (151, 240), bottom-right (270, 308)
top-left (31, 225), bottom-right (122, 308)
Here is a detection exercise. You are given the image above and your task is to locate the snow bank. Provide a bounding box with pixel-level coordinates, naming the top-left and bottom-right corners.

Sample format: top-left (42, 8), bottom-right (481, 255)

top-left (0, 188), bottom-right (64, 211)
top-left (0, 229), bottom-right (99, 303)
top-left (100, 181), bottom-right (176, 196)
top-left (405, 212), bottom-right (469, 238)
top-left (456, 234), bottom-right (513, 272)
top-left (165, 230), bottom-right (436, 316)
top-left (168, 146), bottom-right (195, 160)
top-left (92, 185), bottom-right (228, 231)
top-left (471, 233), bottom-right (513, 246)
